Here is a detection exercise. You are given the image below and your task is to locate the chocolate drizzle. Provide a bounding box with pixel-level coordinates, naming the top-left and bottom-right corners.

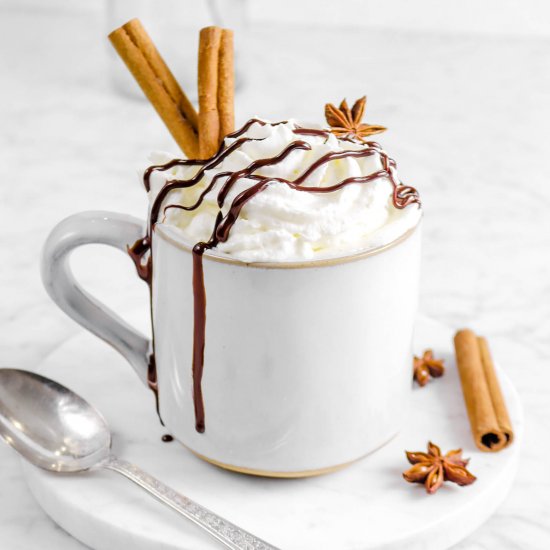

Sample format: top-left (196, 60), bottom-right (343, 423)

top-left (191, 245), bottom-right (207, 433)
top-left (128, 237), bottom-right (152, 284)
top-left (128, 238), bottom-right (162, 420)
top-left (130, 119), bottom-right (420, 433)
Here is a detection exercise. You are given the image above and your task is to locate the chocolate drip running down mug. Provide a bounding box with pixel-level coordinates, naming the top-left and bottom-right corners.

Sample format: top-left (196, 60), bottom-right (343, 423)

top-left (42, 211), bottom-right (421, 477)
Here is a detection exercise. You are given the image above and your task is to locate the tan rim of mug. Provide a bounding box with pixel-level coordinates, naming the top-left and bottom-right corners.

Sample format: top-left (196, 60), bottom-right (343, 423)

top-left (154, 215), bottom-right (422, 270)
top-left (191, 450), bottom-right (354, 478)
top-left (182, 431), bottom-right (401, 478)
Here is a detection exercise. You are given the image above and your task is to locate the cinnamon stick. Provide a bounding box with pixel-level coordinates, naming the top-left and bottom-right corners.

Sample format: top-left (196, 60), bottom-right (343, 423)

top-left (454, 329), bottom-right (514, 452)
top-left (198, 26), bottom-right (222, 159)
top-left (217, 29), bottom-right (235, 142)
top-left (109, 18), bottom-right (199, 158)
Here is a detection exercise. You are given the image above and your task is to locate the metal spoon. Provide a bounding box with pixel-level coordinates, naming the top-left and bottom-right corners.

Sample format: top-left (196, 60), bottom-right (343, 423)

top-left (0, 368), bottom-right (279, 550)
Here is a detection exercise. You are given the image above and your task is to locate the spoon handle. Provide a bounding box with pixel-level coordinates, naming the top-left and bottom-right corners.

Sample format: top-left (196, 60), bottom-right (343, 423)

top-left (104, 456), bottom-right (279, 550)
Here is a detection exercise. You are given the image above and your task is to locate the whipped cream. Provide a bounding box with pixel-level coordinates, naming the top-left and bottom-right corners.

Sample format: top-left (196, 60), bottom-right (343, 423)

top-left (146, 120), bottom-right (421, 262)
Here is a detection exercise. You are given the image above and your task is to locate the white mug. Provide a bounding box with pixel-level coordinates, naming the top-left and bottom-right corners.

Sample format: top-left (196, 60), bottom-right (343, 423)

top-left (42, 211), bottom-right (421, 477)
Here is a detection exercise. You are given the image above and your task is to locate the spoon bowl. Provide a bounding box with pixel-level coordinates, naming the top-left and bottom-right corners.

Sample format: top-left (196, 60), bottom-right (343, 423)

top-left (0, 369), bottom-right (111, 472)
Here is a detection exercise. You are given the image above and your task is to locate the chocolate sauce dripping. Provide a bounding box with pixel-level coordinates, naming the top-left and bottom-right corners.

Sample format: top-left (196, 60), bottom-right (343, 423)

top-left (149, 137), bottom-right (260, 226)
top-left (132, 119), bottom-right (420, 433)
top-left (143, 119), bottom-right (287, 193)
top-left (191, 243), bottom-right (208, 433)
top-left (162, 147), bottom-right (396, 219)
top-left (128, 237), bottom-right (152, 284)
top-left (128, 238), bottom-right (164, 423)
top-left (144, 159), bottom-right (208, 192)
top-left (129, 123), bottom-right (288, 428)
top-left (186, 141), bottom-right (313, 432)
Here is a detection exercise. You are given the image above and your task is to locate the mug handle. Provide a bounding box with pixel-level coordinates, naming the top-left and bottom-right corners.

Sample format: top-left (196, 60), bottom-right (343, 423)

top-left (41, 211), bottom-right (151, 386)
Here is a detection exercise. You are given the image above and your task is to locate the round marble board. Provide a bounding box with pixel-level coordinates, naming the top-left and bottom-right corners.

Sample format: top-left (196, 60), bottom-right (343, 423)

top-left (22, 316), bottom-right (522, 550)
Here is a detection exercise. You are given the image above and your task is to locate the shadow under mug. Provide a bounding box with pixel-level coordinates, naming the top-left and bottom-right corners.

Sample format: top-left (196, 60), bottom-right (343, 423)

top-left (42, 211), bottom-right (421, 477)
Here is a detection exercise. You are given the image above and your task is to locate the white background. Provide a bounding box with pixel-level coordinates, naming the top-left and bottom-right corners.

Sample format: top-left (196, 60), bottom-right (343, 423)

top-left (1, 0), bottom-right (550, 548)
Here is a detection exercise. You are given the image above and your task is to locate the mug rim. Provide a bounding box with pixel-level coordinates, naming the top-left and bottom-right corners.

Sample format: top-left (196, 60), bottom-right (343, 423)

top-left (155, 215), bottom-right (421, 270)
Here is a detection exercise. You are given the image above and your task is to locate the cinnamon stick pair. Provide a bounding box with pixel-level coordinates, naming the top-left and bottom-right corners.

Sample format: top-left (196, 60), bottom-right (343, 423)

top-left (198, 27), bottom-right (234, 158)
top-left (109, 19), bottom-right (235, 160)
top-left (454, 329), bottom-right (513, 452)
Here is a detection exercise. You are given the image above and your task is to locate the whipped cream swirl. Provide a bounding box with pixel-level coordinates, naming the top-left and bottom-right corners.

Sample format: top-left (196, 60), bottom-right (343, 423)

top-left (145, 119), bottom-right (421, 262)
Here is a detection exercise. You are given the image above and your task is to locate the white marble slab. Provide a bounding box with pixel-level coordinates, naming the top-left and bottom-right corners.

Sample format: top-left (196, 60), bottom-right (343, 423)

top-left (1, 3), bottom-right (550, 549)
top-left (22, 317), bottom-right (521, 550)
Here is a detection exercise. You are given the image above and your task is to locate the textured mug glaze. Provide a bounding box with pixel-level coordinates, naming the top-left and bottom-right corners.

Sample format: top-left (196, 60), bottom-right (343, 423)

top-left (42, 211), bottom-right (421, 476)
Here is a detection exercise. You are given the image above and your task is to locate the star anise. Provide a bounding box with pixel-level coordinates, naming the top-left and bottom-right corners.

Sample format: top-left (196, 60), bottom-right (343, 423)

top-left (403, 441), bottom-right (477, 494)
top-left (413, 349), bottom-right (445, 386)
top-left (325, 96), bottom-right (386, 142)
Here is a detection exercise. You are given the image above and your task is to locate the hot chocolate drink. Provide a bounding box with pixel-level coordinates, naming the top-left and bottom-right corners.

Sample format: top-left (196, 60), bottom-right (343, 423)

top-left (129, 110), bottom-right (421, 433)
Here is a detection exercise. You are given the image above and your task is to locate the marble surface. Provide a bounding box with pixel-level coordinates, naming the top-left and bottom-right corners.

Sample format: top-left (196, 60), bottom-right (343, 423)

top-left (1, 3), bottom-right (550, 549)
top-left (22, 317), bottom-right (522, 550)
